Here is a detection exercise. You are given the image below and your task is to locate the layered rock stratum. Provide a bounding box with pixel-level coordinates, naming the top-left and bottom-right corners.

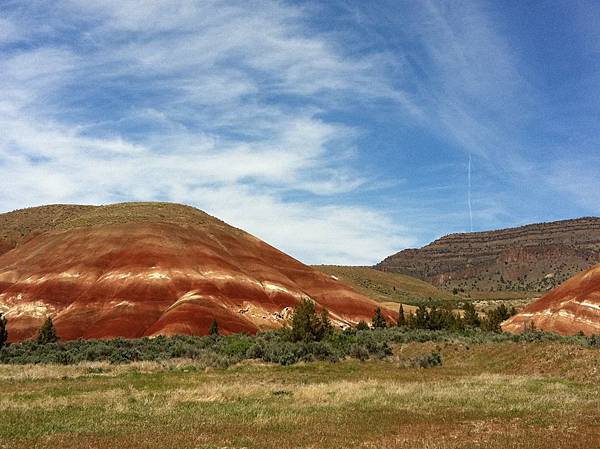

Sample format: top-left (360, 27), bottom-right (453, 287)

top-left (376, 218), bottom-right (600, 292)
top-left (0, 203), bottom-right (392, 342)
top-left (502, 263), bottom-right (600, 335)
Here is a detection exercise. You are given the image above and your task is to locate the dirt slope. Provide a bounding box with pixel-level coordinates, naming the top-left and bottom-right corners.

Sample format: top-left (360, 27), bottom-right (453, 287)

top-left (502, 263), bottom-right (600, 335)
top-left (0, 203), bottom-right (393, 341)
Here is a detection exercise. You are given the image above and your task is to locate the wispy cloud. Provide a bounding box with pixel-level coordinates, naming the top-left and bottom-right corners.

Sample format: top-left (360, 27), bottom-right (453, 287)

top-left (1, 0), bottom-right (598, 263)
top-left (0, 0), bottom-right (413, 264)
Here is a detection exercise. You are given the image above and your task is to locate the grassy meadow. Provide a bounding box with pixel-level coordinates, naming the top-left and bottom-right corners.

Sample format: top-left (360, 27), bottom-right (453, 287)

top-left (1, 339), bottom-right (598, 449)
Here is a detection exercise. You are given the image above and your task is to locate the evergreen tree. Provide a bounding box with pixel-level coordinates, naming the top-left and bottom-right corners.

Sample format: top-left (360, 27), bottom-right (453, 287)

top-left (291, 299), bottom-right (328, 342)
top-left (397, 304), bottom-right (406, 327)
top-left (412, 305), bottom-right (429, 329)
top-left (0, 313), bottom-right (7, 349)
top-left (36, 317), bottom-right (58, 344)
top-left (482, 304), bottom-right (511, 333)
top-left (371, 307), bottom-right (387, 329)
top-left (405, 312), bottom-right (415, 327)
top-left (316, 308), bottom-right (332, 339)
top-left (355, 320), bottom-right (369, 331)
top-left (209, 319), bottom-right (219, 336)
top-left (462, 302), bottom-right (481, 327)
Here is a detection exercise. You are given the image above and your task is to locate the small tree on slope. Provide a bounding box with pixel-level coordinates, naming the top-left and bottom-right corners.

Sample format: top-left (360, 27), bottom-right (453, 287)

top-left (315, 308), bottom-right (332, 340)
top-left (371, 307), bottom-right (387, 329)
top-left (209, 319), bottom-right (219, 337)
top-left (291, 299), bottom-right (331, 342)
top-left (397, 304), bottom-right (406, 327)
top-left (37, 317), bottom-right (58, 345)
top-left (355, 320), bottom-right (369, 331)
top-left (0, 314), bottom-right (7, 348)
top-left (462, 302), bottom-right (481, 328)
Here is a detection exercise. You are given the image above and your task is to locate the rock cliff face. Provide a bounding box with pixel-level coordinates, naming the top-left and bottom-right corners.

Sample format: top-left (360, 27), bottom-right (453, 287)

top-left (376, 218), bottom-right (600, 292)
top-left (0, 203), bottom-right (392, 342)
top-left (502, 263), bottom-right (600, 335)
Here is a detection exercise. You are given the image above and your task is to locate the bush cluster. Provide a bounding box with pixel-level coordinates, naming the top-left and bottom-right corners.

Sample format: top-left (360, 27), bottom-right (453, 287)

top-left (0, 325), bottom-right (596, 367)
top-left (0, 329), bottom-right (394, 367)
top-left (399, 303), bottom-right (517, 333)
top-left (0, 303), bottom-right (596, 367)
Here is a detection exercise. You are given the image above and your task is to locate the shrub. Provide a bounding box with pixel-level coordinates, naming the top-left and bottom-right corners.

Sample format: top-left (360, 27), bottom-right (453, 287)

top-left (588, 334), bottom-right (600, 348)
top-left (412, 351), bottom-right (442, 368)
top-left (349, 344), bottom-right (369, 361)
top-left (220, 334), bottom-right (254, 358)
top-left (37, 317), bottom-right (59, 345)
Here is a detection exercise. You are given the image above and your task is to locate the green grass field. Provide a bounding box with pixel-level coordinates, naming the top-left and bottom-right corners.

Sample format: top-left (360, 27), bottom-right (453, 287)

top-left (1, 340), bottom-right (598, 449)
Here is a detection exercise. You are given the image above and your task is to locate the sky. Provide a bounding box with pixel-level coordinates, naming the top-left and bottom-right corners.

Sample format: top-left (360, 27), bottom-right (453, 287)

top-left (1, 0), bottom-right (599, 265)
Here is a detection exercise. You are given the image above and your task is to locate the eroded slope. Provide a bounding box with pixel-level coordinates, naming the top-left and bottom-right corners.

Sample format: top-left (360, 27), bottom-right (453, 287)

top-left (502, 263), bottom-right (600, 335)
top-left (0, 203), bottom-right (392, 341)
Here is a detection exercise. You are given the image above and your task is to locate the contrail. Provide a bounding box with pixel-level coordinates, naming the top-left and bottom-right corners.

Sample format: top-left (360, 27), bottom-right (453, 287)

top-left (468, 153), bottom-right (473, 232)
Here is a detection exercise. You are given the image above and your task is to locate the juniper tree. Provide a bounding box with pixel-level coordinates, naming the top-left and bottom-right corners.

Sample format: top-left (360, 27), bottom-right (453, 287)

top-left (36, 317), bottom-right (58, 345)
top-left (291, 299), bottom-right (328, 342)
top-left (462, 302), bottom-right (481, 327)
top-left (482, 304), bottom-right (511, 333)
top-left (397, 304), bottom-right (406, 327)
top-left (355, 320), bottom-right (369, 331)
top-left (0, 313), bottom-right (7, 348)
top-left (209, 319), bottom-right (219, 336)
top-left (316, 308), bottom-right (332, 339)
top-left (371, 307), bottom-right (387, 329)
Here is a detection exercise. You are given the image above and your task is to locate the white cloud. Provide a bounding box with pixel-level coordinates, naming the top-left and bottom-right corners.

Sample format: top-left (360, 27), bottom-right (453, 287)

top-left (181, 185), bottom-right (413, 265)
top-left (0, 0), bottom-right (411, 264)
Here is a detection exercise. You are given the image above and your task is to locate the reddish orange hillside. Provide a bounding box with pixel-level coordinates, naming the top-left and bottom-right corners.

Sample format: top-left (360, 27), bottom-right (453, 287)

top-left (502, 263), bottom-right (600, 335)
top-left (0, 203), bottom-right (393, 341)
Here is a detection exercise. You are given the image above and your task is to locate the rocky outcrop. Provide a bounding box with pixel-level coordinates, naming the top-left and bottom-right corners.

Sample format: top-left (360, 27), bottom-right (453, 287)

top-left (502, 263), bottom-right (600, 335)
top-left (376, 218), bottom-right (600, 292)
top-left (0, 203), bottom-right (393, 342)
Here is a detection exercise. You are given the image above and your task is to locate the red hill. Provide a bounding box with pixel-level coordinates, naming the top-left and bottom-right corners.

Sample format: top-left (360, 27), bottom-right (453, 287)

top-left (0, 203), bottom-right (392, 342)
top-left (502, 263), bottom-right (600, 335)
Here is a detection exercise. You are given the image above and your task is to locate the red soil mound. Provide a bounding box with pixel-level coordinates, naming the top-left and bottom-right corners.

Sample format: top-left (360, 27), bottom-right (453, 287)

top-left (502, 263), bottom-right (600, 335)
top-left (0, 203), bottom-right (393, 341)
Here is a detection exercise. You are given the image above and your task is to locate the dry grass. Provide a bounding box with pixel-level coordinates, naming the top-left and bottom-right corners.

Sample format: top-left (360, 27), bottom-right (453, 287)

top-left (314, 265), bottom-right (455, 303)
top-left (0, 341), bottom-right (598, 449)
top-left (0, 202), bottom-right (236, 255)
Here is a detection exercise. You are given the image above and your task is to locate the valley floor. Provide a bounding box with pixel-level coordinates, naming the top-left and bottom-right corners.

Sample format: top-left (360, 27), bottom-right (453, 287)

top-left (1, 341), bottom-right (598, 449)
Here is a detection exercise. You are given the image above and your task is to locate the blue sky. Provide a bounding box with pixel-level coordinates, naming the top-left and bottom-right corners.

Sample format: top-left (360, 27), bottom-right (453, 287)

top-left (1, 0), bottom-right (599, 264)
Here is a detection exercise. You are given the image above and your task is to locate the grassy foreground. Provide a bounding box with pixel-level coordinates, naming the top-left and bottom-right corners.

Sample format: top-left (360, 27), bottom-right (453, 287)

top-left (1, 340), bottom-right (598, 449)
